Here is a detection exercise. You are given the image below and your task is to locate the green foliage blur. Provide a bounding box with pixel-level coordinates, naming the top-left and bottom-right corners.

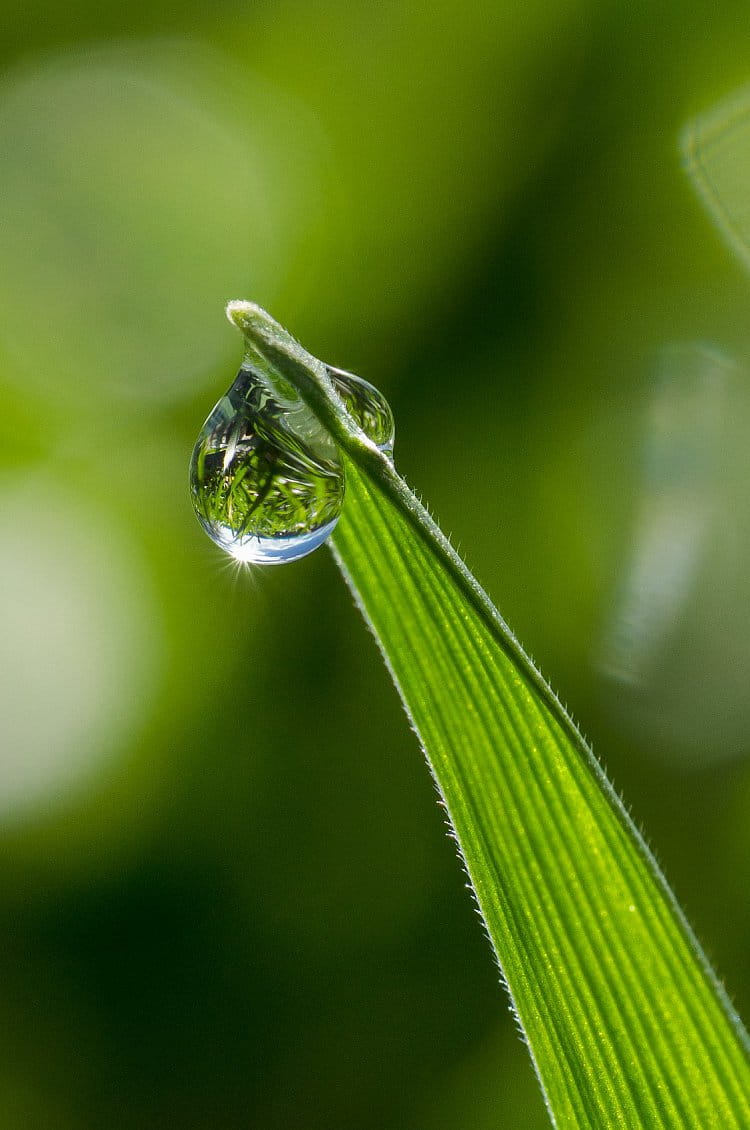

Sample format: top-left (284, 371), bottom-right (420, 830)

top-left (1, 2), bottom-right (750, 1126)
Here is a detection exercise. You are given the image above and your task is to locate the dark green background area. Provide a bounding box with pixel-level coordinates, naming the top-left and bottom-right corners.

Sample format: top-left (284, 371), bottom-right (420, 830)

top-left (1, 2), bottom-right (750, 1126)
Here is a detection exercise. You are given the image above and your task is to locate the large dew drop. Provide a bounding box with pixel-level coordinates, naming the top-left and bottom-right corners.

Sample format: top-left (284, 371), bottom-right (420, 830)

top-left (190, 357), bottom-right (394, 564)
top-left (190, 362), bottom-right (344, 564)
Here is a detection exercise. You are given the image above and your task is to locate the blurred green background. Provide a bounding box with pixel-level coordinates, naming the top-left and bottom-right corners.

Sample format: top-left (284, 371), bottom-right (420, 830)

top-left (2, 2), bottom-right (750, 1126)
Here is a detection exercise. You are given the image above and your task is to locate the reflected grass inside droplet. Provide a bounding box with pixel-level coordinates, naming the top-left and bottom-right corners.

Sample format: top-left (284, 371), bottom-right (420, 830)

top-left (190, 364), bottom-right (345, 564)
top-left (190, 313), bottom-right (397, 565)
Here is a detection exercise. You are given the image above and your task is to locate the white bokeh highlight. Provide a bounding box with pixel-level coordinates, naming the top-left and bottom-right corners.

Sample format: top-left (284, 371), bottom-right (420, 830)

top-left (0, 40), bottom-right (321, 402)
top-left (0, 475), bottom-right (162, 821)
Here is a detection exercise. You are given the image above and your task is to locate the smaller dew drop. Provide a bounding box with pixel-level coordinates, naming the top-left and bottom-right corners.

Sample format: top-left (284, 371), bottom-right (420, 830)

top-left (190, 363), bottom-right (344, 564)
top-left (327, 366), bottom-right (395, 455)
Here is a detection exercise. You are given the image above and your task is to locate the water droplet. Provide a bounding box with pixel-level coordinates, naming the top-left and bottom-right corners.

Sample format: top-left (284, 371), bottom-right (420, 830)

top-left (327, 366), bottom-right (395, 454)
top-left (190, 347), bottom-right (395, 564)
top-left (190, 362), bottom-right (344, 564)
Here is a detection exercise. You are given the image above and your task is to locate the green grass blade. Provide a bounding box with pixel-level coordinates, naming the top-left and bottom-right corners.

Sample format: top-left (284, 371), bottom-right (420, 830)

top-left (330, 458), bottom-right (750, 1127)
top-left (226, 302), bottom-right (750, 1128)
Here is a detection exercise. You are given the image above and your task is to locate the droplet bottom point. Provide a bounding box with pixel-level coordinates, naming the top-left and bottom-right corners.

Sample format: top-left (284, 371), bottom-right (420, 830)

top-left (201, 518), bottom-right (340, 565)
